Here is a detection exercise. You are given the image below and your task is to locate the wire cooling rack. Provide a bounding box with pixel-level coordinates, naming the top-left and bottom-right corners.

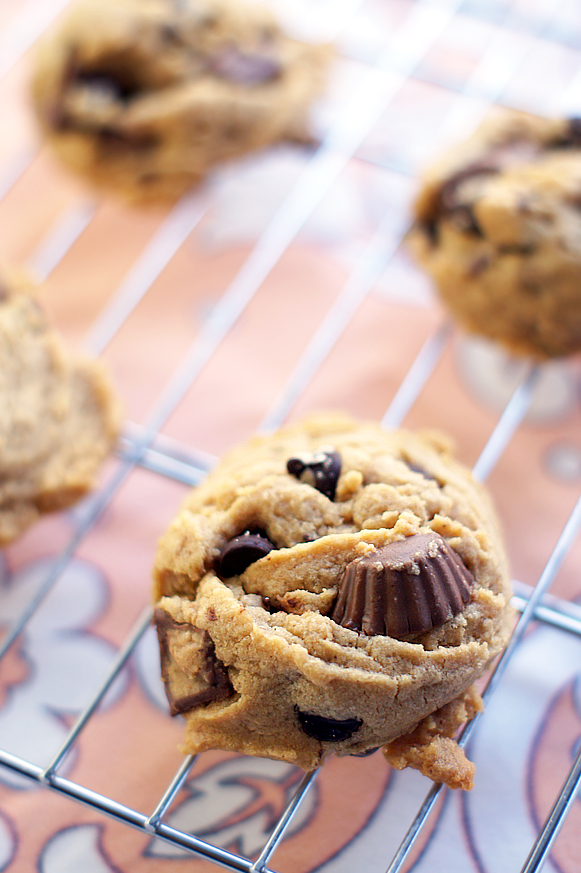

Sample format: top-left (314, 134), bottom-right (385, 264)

top-left (1, 0), bottom-right (581, 871)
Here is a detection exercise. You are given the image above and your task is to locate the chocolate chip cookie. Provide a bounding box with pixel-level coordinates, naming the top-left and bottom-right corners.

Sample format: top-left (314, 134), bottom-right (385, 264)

top-left (0, 273), bottom-right (119, 544)
top-left (31, 0), bottom-right (331, 205)
top-left (408, 109), bottom-right (581, 359)
top-left (153, 414), bottom-right (513, 788)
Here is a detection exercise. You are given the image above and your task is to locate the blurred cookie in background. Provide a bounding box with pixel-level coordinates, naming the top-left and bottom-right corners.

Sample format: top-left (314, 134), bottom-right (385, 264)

top-left (0, 271), bottom-right (120, 544)
top-left (31, 0), bottom-right (332, 205)
top-left (408, 109), bottom-right (581, 360)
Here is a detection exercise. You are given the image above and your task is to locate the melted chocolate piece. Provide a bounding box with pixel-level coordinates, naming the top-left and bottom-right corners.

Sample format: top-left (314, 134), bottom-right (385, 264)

top-left (52, 62), bottom-right (144, 133)
top-left (287, 450), bottom-right (341, 500)
top-left (568, 118), bottom-right (581, 145)
top-left (208, 45), bottom-right (281, 85)
top-left (331, 532), bottom-right (474, 639)
top-left (75, 70), bottom-right (138, 102)
top-left (551, 118), bottom-right (581, 148)
top-left (296, 707), bottom-right (362, 742)
top-left (160, 23), bottom-right (184, 45)
top-left (448, 204), bottom-right (483, 235)
top-left (469, 254), bottom-right (491, 277)
top-left (217, 530), bottom-right (275, 577)
top-left (440, 164), bottom-right (497, 209)
top-left (403, 460), bottom-right (443, 488)
top-left (154, 608), bottom-right (232, 715)
top-left (350, 747), bottom-right (379, 757)
top-left (435, 163), bottom-right (500, 238)
top-left (498, 243), bottom-right (536, 256)
top-left (97, 127), bottom-right (159, 153)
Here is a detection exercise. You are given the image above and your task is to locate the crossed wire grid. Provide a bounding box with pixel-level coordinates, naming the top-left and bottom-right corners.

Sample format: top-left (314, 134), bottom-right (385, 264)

top-left (0, 0), bottom-right (580, 872)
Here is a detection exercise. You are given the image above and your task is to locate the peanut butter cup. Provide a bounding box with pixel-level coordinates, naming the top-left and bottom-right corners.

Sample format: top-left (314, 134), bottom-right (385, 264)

top-left (154, 609), bottom-right (232, 715)
top-left (331, 533), bottom-right (474, 639)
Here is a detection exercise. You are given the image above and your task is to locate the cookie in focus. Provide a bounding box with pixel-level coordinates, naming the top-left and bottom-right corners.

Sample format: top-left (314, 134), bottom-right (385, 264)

top-left (153, 414), bottom-right (514, 789)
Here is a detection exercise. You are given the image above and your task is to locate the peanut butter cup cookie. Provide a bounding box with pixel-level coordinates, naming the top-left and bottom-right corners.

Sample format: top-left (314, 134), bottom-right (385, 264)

top-left (0, 274), bottom-right (119, 544)
top-left (31, 0), bottom-right (331, 204)
top-left (154, 414), bottom-right (513, 789)
top-left (408, 109), bottom-right (581, 359)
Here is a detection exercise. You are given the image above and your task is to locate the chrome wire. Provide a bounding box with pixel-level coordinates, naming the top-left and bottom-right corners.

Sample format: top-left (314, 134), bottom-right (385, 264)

top-left (42, 606), bottom-right (154, 781)
top-left (0, 0), bottom-right (580, 871)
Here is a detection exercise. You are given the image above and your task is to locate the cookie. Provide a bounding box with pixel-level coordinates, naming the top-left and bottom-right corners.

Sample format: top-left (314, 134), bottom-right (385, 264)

top-left (31, 0), bottom-right (331, 205)
top-left (153, 414), bottom-right (513, 788)
top-left (0, 273), bottom-right (120, 544)
top-left (407, 109), bottom-right (581, 359)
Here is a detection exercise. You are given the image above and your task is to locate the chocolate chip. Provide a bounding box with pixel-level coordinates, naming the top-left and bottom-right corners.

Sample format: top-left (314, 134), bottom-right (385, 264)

top-left (568, 118), bottom-right (581, 145)
top-left (403, 460), bottom-right (443, 487)
top-left (97, 127), bottom-right (159, 153)
top-left (217, 530), bottom-right (275, 577)
top-left (498, 243), bottom-right (536, 256)
top-left (75, 69), bottom-right (138, 102)
top-left (160, 24), bottom-right (183, 45)
top-left (331, 532), bottom-right (474, 639)
top-left (522, 280), bottom-right (542, 296)
top-left (295, 707), bottom-right (362, 742)
top-left (154, 609), bottom-right (232, 715)
top-left (208, 45), bottom-right (281, 85)
top-left (440, 164), bottom-right (498, 211)
top-left (436, 163), bottom-right (499, 237)
top-left (139, 172), bottom-right (161, 184)
top-left (552, 118), bottom-right (581, 148)
top-left (287, 450), bottom-right (341, 500)
top-left (449, 204), bottom-right (483, 236)
top-left (469, 255), bottom-right (491, 277)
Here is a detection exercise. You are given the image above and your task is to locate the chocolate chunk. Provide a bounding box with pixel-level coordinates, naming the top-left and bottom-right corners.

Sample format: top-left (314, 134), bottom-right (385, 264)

top-left (440, 164), bottom-right (498, 211)
top-left (76, 71), bottom-right (130, 101)
top-left (403, 460), bottom-right (443, 487)
top-left (350, 747), bottom-right (379, 757)
top-left (552, 118), bottom-right (581, 148)
top-left (74, 65), bottom-right (143, 102)
top-left (154, 608), bottom-right (232, 715)
top-left (437, 164), bottom-right (499, 237)
top-left (217, 530), bottom-right (275, 577)
top-left (97, 127), bottom-right (159, 153)
top-left (287, 449), bottom-right (341, 500)
top-left (423, 165), bottom-right (498, 242)
top-left (295, 707), bottom-right (362, 742)
top-left (568, 118), bottom-right (581, 145)
top-left (448, 204), bottom-right (483, 236)
top-left (469, 255), bottom-right (491, 277)
top-left (51, 65), bottom-right (144, 132)
top-left (331, 532), bottom-right (474, 639)
top-left (208, 46), bottom-right (281, 85)
top-left (498, 243), bottom-right (536, 256)
top-left (160, 23), bottom-right (183, 45)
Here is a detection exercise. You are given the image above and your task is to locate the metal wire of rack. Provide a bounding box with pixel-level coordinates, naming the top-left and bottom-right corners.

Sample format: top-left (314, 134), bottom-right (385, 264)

top-left (0, 0), bottom-right (581, 872)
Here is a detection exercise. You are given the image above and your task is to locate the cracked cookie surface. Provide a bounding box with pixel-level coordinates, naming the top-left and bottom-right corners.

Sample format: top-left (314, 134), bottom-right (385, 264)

top-left (408, 109), bottom-right (581, 359)
top-left (31, 0), bottom-right (331, 204)
top-left (0, 274), bottom-right (119, 544)
top-left (153, 414), bottom-right (513, 784)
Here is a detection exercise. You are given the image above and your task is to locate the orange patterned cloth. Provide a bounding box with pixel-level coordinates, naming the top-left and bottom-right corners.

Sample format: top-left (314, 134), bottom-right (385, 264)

top-left (0, 1), bottom-right (580, 871)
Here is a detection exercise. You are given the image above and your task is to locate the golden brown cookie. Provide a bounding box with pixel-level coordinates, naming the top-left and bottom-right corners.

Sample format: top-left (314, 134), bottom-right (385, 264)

top-left (407, 109), bottom-right (581, 359)
top-left (31, 0), bottom-right (331, 205)
top-left (153, 414), bottom-right (513, 787)
top-left (0, 273), bottom-right (120, 544)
